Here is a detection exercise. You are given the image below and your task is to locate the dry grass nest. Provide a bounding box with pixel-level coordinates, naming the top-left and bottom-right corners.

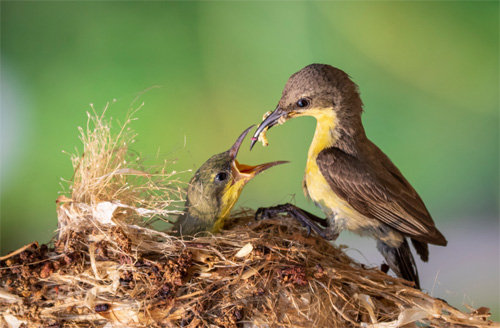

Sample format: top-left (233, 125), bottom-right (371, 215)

top-left (1, 105), bottom-right (497, 328)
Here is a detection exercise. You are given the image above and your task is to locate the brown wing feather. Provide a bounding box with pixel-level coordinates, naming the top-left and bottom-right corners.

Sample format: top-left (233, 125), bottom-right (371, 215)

top-left (316, 147), bottom-right (447, 246)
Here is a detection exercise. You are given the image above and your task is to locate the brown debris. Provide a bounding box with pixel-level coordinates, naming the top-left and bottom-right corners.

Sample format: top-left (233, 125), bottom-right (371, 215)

top-left (214, 305), bottom-right (244, 328)
top-left (39, 262), bottom-right (54, 279)
top-left (278, 265), bottom-right (308, 286)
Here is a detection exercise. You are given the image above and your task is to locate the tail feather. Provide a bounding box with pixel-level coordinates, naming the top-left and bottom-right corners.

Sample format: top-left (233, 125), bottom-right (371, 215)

top-left (377, 239), bottom-right (420, 289)
top-left (411, 239), bottom-right (429, 262)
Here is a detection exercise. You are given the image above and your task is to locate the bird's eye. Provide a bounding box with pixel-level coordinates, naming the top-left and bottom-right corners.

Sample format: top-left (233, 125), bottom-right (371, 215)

top-left (296, 98), bottom-right (310, 108)
top-left (215, 172), bottom-right (227, 182)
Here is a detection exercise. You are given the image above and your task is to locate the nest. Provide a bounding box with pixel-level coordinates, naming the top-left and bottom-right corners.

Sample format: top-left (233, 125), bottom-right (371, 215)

top-left (0, 105), bottom-right (497, 328)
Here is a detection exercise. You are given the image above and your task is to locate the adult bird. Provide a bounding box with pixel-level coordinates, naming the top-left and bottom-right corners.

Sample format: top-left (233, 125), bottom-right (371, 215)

top-left (173, 126), bottom-right (287, 236)
top-left (250, 64), bottom-right (447, 288)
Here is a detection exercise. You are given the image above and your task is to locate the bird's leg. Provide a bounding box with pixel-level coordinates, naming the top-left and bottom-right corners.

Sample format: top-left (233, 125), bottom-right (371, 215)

top-left (255, 203), bottom-right (336, 240)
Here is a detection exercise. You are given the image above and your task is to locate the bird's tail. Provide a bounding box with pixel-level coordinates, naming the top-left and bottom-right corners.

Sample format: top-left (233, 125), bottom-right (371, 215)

top-left (377, 239), bottom-right (420, 289)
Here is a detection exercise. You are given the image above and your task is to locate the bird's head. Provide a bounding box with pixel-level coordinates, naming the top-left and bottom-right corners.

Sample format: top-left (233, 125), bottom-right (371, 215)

top-left (181, 126), bottom-right (288, 234)
top-left (251, 64), bottom-right (364, 149)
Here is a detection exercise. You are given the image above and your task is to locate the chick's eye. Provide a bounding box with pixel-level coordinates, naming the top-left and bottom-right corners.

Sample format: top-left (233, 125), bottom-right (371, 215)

top-left (296, 98), bottom-right (309, 108)
top-left (215, 172), bottom-right (227, 182)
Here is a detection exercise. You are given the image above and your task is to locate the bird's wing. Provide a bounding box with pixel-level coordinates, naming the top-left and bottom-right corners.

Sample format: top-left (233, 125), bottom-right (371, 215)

top-left (316, 147), bottom-right (447, 246)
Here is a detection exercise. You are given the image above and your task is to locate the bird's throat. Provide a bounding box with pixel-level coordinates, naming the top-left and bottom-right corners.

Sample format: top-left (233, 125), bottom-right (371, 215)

top-left (215, 180), bottom-right (246, 232)
top-left (306, 109), bottom-right (339, 161)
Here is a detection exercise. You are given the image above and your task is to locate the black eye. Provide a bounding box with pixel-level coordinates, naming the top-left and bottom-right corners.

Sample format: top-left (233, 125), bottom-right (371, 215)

top-left (215, 172), bottom-right (227, 182)
top-left (297, 98), bottom-right (309, 108)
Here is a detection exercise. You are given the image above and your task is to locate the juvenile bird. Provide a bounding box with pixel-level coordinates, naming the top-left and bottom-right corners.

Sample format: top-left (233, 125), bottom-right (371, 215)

top-left (174, 126), bottom-right (287, 236)
top-left (250, 64), bottom-right (447, 288)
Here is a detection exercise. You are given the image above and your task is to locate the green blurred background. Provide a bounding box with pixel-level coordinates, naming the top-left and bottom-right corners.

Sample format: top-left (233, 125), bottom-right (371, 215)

top-left (1, 1), bottom-right (498, 320)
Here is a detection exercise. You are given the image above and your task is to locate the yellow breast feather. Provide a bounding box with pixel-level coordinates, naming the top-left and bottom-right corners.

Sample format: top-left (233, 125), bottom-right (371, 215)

top-left (302, 109), bottom-right (379, 231)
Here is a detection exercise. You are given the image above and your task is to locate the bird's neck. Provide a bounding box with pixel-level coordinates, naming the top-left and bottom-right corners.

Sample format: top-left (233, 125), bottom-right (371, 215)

top-left (307, 110), bottom-right (339, 160)
top-left (307, 109), bottom-right (366, 160)
top-left (175, 181), bottom-right (244, 236)
top-left (216, 179), bottom-right (246, 230)
top-left (174, 199), bottom-right (220, 236)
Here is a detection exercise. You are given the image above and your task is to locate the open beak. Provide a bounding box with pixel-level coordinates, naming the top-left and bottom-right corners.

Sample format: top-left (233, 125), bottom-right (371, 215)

top-left (229, 125), bottom-right (288, 182)
top-left (249, 106), bottom-right (286, 150)
top-left (231, 160), bottom-right (288, 183)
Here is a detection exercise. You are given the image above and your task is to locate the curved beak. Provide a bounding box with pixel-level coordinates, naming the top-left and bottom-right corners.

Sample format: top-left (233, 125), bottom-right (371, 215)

top-left (250, 106), bottom-right (286, 150)
top-left (229, 125), bottom-right (288, 183)
top-left (229, 125), bottom-right (254, 159)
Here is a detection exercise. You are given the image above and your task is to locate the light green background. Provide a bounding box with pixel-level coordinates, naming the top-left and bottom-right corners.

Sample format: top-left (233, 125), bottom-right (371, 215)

top-left (1, 1), bottom-right (498, 320)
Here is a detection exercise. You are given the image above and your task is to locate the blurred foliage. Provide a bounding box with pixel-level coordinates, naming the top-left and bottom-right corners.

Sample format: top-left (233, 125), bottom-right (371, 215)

top-left (0, 2), bottom-right (498, 315)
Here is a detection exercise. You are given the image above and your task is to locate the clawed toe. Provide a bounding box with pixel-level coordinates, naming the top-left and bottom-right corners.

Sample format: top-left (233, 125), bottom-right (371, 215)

top-left (253, 203), bottom-right (334, 240)
top-left (255, 208), bottom-right (268, 221)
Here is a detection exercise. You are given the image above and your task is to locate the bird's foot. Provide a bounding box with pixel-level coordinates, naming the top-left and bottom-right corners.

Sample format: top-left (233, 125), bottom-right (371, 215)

top-left (255, 205), bottom-right (280, 221)
top-left (380, 263), bottom-right (390, 274)
top-left (255, 203), bottom-right (335, 240)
